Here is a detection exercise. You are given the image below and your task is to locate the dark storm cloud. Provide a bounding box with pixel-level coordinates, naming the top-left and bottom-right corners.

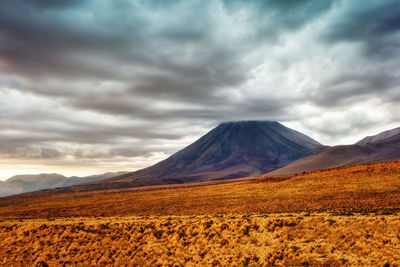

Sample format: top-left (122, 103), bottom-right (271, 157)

top-left (324, 0), bottom-right (400, 43)
top-left (31, 0), bottom-right (84, 9)
top-left (0, 0), bottom-right (333, 87)
top-left (0, 0), bottom-right (151, 81)
top-left (1, 0), bottom-right (400, 169)
top-left (277, 0), bottom-right (400, 116)
top-left (1, 0), bottom-right (306, 117)
top-left (223, 0), bottom-right (335, 34)
top-left (310, 70), bottom-right (400, 108)
top-left (321, 0), bottom-right (400, 75)
top-left (0, 118), bottom-right (185, 160)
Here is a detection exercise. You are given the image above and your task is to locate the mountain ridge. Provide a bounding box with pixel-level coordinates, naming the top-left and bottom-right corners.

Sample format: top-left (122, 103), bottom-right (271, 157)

top-left (0, 172), bottom-right (128, 197)
top-left (356, 127), bottom-right (400, 145)
top-left (269, 130), bottom-right (400, 176)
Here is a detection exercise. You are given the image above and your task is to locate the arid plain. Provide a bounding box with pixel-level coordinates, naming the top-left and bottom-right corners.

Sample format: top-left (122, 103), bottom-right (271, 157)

top-left (1, 161), bottom-right (400, 265)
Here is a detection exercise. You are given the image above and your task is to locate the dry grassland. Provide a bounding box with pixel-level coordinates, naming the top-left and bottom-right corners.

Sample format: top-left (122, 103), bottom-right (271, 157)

top-left (1, 213), bottom-right (399, 266)
top-left (0, 161), bottom-right (400, 218)
top-left (1, 162), bottom-right (400, 266)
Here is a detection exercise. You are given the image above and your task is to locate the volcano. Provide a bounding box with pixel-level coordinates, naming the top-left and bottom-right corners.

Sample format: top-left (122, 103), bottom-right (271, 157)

top-left (91, 121), bottom-right (325, 188)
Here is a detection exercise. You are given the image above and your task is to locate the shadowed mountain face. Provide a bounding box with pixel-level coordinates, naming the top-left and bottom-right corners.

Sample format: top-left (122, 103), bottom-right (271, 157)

top-left (269, 131), bottom-right (400, 176)
top-left (95, 121), bottom-right (325, 188)
top-left (0, 172), bottom-right (127, 197)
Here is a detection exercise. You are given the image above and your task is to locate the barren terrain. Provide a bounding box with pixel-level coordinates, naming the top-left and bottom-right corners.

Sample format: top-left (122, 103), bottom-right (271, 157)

top-left (1, 161), bottom-right (400, 266)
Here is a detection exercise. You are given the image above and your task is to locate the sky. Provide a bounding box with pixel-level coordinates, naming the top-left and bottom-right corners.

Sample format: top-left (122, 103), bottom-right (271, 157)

top-left (1, 0), bottom-right (400, 180)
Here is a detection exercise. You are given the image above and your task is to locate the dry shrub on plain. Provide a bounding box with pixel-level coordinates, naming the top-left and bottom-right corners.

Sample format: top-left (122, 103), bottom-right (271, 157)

top-left (1, 213), bottom-right (400, 266)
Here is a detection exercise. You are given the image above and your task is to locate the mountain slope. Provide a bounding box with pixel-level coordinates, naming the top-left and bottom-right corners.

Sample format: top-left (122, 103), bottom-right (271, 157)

top-left (62, 172), bottom-right (128, 187)
top-left (356, 127), bottom-right (400, 145)
top-left (94, 121), bottom-right (325, 188)
top-left (269, 132), bottom-right (400, 176)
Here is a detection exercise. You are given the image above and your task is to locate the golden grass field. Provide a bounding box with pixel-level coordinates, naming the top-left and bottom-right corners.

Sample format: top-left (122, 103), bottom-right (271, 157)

top-left (1, 161), bottom-right (400, 218)
top-left (1, 161), bottom-right (400, 266)
top-left (1, 213), bottom-right (400, 266)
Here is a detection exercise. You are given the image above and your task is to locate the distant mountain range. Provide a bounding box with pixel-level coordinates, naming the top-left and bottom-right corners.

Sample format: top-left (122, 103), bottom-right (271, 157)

top-left (5, 121), bottom-right (400, 197)
top-left (0, 172), bottom-right (127, 197)
top-left (269, 127), bottom-right (400, 176)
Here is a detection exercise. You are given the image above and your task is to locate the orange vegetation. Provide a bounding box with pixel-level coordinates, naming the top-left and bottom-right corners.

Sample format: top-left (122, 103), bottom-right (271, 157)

top-left (1, 161), bottom-right (400, 266)
top-left (0, 161), bottom-right (400, 218)
top-left (1, 213), bottom-right (400, 266)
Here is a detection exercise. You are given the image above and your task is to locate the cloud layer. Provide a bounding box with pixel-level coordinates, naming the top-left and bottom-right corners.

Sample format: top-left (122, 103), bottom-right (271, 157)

top-left (1, 0), bottom-right (400, 178)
